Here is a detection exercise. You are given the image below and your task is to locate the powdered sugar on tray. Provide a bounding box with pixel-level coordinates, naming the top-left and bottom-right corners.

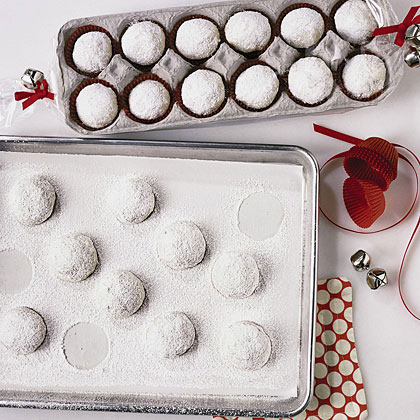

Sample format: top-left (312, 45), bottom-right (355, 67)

top-left (0, 151), bottom-right (304, 398)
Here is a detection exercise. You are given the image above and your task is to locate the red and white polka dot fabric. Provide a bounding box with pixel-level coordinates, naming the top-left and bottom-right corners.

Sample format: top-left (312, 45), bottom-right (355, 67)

top-left (213, 277), bottom-right (368, 420)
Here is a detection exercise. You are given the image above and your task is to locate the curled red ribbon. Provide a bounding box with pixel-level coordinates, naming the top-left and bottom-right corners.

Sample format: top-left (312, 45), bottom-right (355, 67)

top-left (14, 79), bottom-right (55, 110)
top-left (314, 124), bottom-right (420, 321)
top-left (372, 5), bottom-right (420, 47)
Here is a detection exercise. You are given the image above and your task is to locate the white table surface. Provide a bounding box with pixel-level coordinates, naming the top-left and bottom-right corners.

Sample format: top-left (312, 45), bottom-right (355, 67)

top-left (1, 0), bottom-right (420, 419)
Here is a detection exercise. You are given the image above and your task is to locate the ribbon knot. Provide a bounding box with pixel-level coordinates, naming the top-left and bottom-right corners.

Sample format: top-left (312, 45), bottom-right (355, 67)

top-left (14, 79), bottom-right (55, 110)
top-left (372, 6), bottom-right (420, 47)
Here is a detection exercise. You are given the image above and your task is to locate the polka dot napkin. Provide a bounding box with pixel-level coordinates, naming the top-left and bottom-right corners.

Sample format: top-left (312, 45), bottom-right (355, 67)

top-left (213, 277), bottom-right (368, 420)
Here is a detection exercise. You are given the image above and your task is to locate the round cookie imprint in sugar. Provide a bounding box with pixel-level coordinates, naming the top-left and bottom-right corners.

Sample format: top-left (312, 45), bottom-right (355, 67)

top-left (335, 0), bottom-right (378, 45)
top-left (0, 307), bottom-right (46, 355)
top-left (76, 83), bottom-right (119, 129)
top-left (111, 177), bottom-right (155, 224)
top-left (147, 312), bottom-right (195, 359)
top-left (280, 7), bottom-right (325, 49)
top-left (342, 54), bottom-right (386, 99)
top-left (288, 57), bottom-right (334, 105)
top-left (175, 18), bottom-right (220, 60)
top-left (8, 175), bottom-right (56, 226)
top-left (181, 69), bottom-right (225, 116)
top-left (156, 221), bottom-right (206, 270)
top-left (222, 321), bottom-right (272, 370)
top-left (50, 233), bottom-right (98, 283)
top-left (211, 252), bottom-right (260, 298)
top-left (97, 270), bottom-right (146, 319)
top-left (72, 31), bottom-right (113, 74)
top-left (235, 64), bottom-right (279, 110)
top-left (128, 80), bottom-right (171, 121)
top-left (225, 11), bottom-right (272, 54)
top-left (121, 21), bottom-right (166, 66)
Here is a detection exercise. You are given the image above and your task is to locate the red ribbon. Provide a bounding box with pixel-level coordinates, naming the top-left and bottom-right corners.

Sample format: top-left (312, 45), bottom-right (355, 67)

top-left (372, 6), bottom-right (420, 47)
top-left (314, 124), bottom-right (420, 321)
top-left (14, 79), bottom-right (55, 110)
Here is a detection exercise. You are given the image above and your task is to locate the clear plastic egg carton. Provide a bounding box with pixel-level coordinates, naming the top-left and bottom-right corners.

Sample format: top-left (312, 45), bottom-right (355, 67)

top-left (56, 0), bottom-right (404, 135)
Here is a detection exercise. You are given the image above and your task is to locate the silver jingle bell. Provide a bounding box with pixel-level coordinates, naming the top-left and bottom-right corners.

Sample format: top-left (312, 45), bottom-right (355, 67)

top-left (350, 250), bottom-right (371, 271)
top-left (405, 49), bottom-right (420, 68)
top-left (21, 68), bottom-right (44, 90)
top-left (366, 268), bottom-right (388, 290)
top-left (405, 24), bottom-right (420, 48)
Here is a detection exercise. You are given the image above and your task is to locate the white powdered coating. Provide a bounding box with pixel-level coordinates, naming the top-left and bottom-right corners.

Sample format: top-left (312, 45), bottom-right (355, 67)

top-left (281, 8), bottom-right (325, 49)
top-left (342, 54), bottom-right (386, 98)
top-left (129, 80), bottom-right (170, 120)
top-left (76, 83), bottom-right (119, 129)
top-left (335, 0), bottom-right (378, 44)
top-left (50, 233), bottom-right (98, 283)
top-left (181, 69), bottom-right (225, 116)
top-left (235, 65), bottom-right (279, 109)
top-left (176, 18), bottom-right (220, 60)
top-left (110, 177), bottom-right (155, 224)
top-left (211, 252), bottom-right (259, 299)
top-left (8, 175), bottom-right (56, 226)
top-left (225, 11), bottom-right (271, 53)
top-left (97, 270), bottom-right (145, 319)
top-left (72, 31), bottom-right (112, 73)
top-left (0, 307), bottom-right (46, 355)
top-left (288, 57), bottom-right (334, 104)
top-left (156, 221), bottom-right (206, 270)
top-left (222, 321), bottom-right (271, 370)
top-left (147, 312), bottom-right (195, 358)
top-left (0, 151), bottom-right (305, 397)
top-left (121, 21), bottom-right (166, 66)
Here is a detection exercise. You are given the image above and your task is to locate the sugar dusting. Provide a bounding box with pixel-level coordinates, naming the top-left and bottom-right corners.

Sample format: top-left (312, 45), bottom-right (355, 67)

top-left (0, 151), bottom-right (304, 397)
top-left (281, 8), bottom-right (324, 49)
top-left (72, 31), bottom-right (112, 73)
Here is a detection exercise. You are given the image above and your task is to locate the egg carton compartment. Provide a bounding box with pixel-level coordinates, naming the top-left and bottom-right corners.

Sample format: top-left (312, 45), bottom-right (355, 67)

top-left (56, 0), bottom-right (404, 135)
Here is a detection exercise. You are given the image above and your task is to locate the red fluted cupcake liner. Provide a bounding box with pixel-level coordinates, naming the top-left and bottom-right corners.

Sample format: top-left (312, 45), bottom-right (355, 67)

top-left (329, 0), bottom-right (375, 46)
top-left (343, 177), bottom-right (386, 229)
top-left (122, 73), bottom-right (174, 124)
top-left (344, 137), bottom-right (398, 191)
top-left (230, 60), bottom-right (282, 112)
top-left (119, 20), bottom-right (168, 72)
top-left (276, 3), bottom-right (329, 50)
top-left (64, 25), bottom-right (119, 77)
top-left (69, 79), bottom-right (121, 131)
top-left (169, 15), bottom-right (223, 66)
top-left (337, 50), bottom-right (387, 102)
top-left (175, 67), bottom-right (229, 119)
top-left (222, 9), bottom-right (275, 59)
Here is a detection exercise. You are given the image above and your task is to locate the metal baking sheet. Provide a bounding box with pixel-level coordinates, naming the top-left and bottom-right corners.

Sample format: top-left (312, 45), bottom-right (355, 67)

top-left (0, 136), bottom-right (318, 418)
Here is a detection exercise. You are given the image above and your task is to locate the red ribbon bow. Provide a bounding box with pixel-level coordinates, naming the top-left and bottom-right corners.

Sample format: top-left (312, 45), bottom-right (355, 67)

top-left (372, 6), bottom-right (420, 47)
top-left (14, 79), bottom-right (55, 110)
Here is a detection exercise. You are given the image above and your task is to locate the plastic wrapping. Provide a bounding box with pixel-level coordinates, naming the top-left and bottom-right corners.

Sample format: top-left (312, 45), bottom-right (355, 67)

top-left (1, 0), bottom-right (405, 133)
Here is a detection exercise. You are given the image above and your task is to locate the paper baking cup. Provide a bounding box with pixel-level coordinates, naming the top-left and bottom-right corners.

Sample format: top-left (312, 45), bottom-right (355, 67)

top-left (69, 79), bottom-right (121, 131)
top-left (285, 58), bottom-right (334, 108)
top-left (230, 60), bottom-right (282, 112)
top-left (344, 137), bottom-right (398, 191)
top-left (343, 177), bottom-right (386, 228)
top-left (122, 73), bottom-right (174, 124)
top-left (276, 3), bottom-right (329, 50)
top-left (64, 25), bottom-right (119, 77)
top-left (119, 20), bottom-right (168, 72)
top-left (222, 9), bottom-right (275, 59)
top-left (337, 50), bottom-right (387, 102)
top-left (329, 0), bottom-right (375, 46)
top-left (169, 14), bottom-right (222, 65)
top-left (176, 68), bottom-right (229, 119)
